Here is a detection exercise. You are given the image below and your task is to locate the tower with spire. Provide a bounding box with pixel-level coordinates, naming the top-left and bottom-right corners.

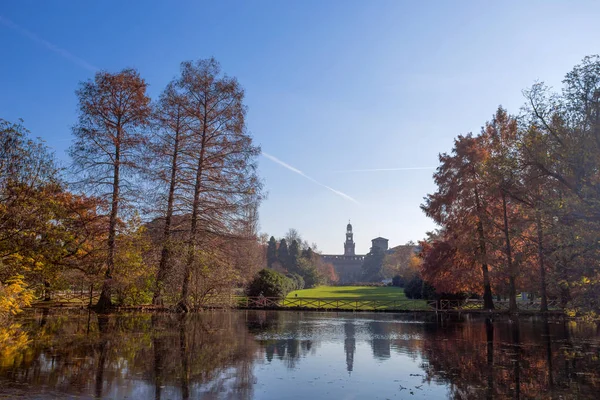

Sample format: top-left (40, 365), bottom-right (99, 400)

top-left (344, 220), bottom-right (356, 256)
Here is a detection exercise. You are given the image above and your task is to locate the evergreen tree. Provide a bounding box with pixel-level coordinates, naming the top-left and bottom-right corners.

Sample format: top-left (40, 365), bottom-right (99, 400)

top-left (278, 239), bottom-right (289, 269)
top-left (288, 240), bottom-right (300, 273)
top-left (301, 247), bottom-right (314, 260)
top-left (266, 236), bottom-right (278, 268)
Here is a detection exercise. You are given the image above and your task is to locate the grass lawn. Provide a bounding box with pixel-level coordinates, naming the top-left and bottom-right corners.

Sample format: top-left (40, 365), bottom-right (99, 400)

top-left (284, 286), bottom-right (430, 310)
top-left (287, 285), bottom-right (409, 300)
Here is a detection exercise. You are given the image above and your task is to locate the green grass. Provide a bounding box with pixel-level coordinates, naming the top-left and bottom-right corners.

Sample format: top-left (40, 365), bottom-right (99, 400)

top-left (287, 285), bottom-right (409, 300)
top-left (284, 286), bottom-right (429, 310)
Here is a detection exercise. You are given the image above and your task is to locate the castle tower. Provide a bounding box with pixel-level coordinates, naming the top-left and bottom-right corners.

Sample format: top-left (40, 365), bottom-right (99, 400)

top-left (344, 221), bottom-right (356, 256)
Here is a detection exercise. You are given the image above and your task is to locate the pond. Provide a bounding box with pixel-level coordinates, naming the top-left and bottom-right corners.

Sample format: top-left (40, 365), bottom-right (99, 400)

top-left (0, 310), bottom-right (599, 399)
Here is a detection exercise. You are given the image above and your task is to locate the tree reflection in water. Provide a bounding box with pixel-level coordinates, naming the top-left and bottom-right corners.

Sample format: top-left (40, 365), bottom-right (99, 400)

top-left (421, 315), bottom-right (600, 399)
top-left (0, 310), bottom-right (598, 399)
top-left (0, 310), bottom-right (257, 399)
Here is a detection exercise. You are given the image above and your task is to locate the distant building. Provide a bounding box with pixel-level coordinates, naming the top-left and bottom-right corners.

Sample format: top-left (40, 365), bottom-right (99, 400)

top-left (371, 237), bottom-right (389, 252)
top-left (321, 222), bottom-right (392, 283)
top-left (344, 222), bottom-right (356, 256)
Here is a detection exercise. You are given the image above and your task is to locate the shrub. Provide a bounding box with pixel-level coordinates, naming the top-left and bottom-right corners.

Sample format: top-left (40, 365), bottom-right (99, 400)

top-left (404, 276), bottom-right (436, 300)
top-left (392, 275), bottom-right (405, 287)
top-left (297, 258), bottom-right (322, 288)
top-left (287, 273), bottom-right (305, 291)
top-left (246, 269), bottom-right (293, 298)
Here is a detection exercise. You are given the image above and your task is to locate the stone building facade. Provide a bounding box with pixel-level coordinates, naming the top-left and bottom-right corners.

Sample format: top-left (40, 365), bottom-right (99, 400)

top-left (321, 223), bottom-right (390, 284)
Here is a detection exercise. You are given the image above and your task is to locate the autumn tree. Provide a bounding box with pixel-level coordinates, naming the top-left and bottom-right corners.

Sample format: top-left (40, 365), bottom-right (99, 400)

top-left (419, 231), bottom-right (482, 295)
top-left (521, 56), bottom-right (600, 313)
top-left (70, 69), bottom-right (152, 312)
top-left (1, 119), bottom-right (108, 308)
top-left (421, 133), bottom-right (495, 308)
top-left (149, 82), bottom-right (189, 305)
top-left (0, 120), bottom-right (95, 297)
top-left (171, 58), bottom-right (262, 311)
top-left (481, 108), bottom-right (523, 312)
top-left (421, 56), bottom-right (600, 316)
top-left (508, 124), bottom-right (560, 311)
top-left (382, 243), bottom-right (419, 283)
top-left (1, 120), bottom-right (59, 268)
top-left (1, 120), bottom-right (59, 281)
top-left (315, 258), bottom-right (338, 285)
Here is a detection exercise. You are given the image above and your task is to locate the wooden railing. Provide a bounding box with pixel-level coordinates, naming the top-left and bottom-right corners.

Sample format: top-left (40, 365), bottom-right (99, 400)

top-left (32, 292), bottom-right (563, 313)
top-left (239, 297), bottom-right (562, 312)
top-left (33, 290), bottom-right (100, 306)
top-left (239, 297), bottom-right (433, 311)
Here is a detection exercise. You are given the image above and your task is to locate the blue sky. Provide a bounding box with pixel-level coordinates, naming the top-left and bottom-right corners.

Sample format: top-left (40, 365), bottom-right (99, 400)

top-left (2, 1), bottom-right (600, 254)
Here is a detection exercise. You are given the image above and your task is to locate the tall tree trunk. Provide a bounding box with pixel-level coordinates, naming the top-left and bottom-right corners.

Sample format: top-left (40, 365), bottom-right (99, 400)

top-left (536, 210), bottom-right (548, 312)
top-left (475, 188), bottom-right (494, 310)
top-left (501, 191), bottom-right (518, 313)
top-left (96, 128), bottom-right (121, 312)
top-left (178, 116), bottom-right (207, 312)
top-left (43, 280), bottom-right (51, 302)
top-left (558, 257), bottom-right (571, 309)
top-left (153, 113), bottom-right (183, 306)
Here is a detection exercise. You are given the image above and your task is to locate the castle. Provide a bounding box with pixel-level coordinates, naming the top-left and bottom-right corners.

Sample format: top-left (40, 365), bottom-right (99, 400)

top-left (321, 222), bottom-right (390, 283)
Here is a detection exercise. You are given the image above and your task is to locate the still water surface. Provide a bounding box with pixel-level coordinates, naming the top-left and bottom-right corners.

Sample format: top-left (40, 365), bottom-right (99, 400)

top-left (0, 310), bottom-right (599, 399)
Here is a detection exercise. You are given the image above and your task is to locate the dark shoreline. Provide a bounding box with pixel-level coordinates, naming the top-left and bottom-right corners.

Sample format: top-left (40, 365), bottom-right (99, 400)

top-left (28, 301), bottom-right (568, 318)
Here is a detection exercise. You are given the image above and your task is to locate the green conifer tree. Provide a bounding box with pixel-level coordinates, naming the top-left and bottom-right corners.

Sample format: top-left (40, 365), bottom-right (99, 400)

top-left (266, 236), bottom-right (278, 268)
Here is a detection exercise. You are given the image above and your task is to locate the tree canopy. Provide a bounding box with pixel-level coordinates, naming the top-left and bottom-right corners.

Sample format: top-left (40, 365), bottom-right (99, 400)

top-left (420, 55), bottom-right (600, 316)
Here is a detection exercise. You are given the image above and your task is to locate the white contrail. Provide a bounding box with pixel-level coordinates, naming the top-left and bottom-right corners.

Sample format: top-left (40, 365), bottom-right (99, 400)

top-left (333, 167), bottom-right (436, 173)
top-left (0, 15), bottom-right (98, 72)
top-left (262, 152), bottom-right (360, 205)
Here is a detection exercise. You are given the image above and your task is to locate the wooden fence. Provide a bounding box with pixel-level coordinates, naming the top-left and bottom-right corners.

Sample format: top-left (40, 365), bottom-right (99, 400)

top-left (32, 292), bottom-right (562, 313)
top-left (33, 290), bottom-right (100, 306)
top-left (239, 297), bottom-right (433, 311)
top-left (239, 297), bottom-right (562, 313)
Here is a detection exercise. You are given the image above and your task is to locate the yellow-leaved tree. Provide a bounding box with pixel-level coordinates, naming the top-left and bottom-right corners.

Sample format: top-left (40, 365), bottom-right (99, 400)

top-left (0, 274), bottom-right (34, 362)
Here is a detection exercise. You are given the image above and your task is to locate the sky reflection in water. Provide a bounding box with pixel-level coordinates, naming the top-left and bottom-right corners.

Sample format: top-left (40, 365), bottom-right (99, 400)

top-left (0, 310), bottom-right (599, 399)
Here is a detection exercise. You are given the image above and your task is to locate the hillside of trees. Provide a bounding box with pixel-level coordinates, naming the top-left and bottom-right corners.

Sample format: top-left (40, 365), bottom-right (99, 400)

top-left (419, 55), bottom-right (600, 317)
